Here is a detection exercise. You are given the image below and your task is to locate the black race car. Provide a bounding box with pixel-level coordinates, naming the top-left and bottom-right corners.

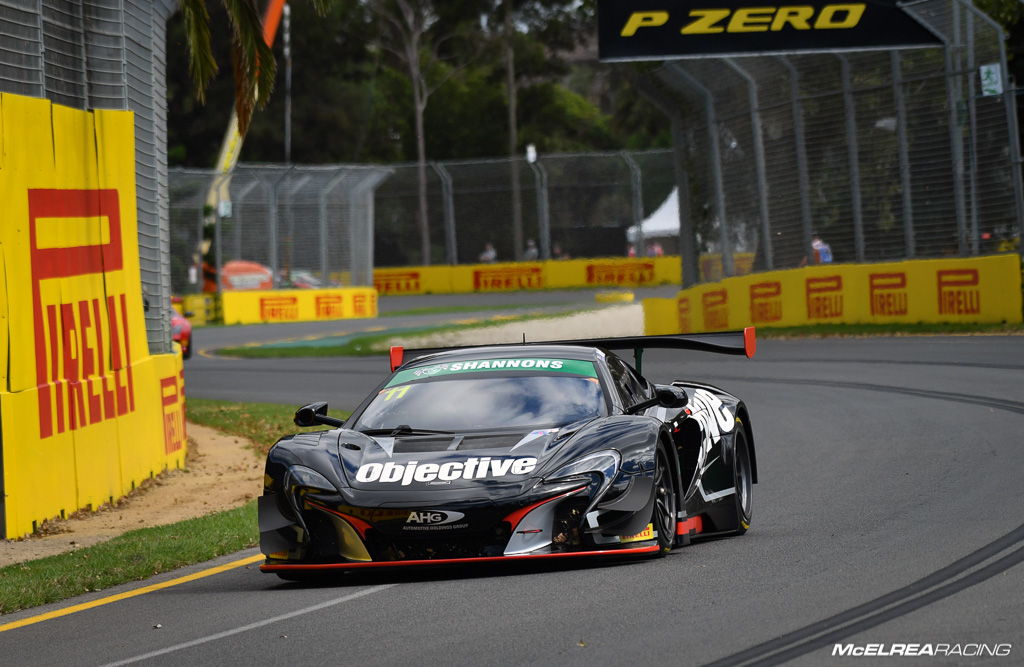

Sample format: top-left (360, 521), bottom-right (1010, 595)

top-left (259, 329), bottom-right (758, 578)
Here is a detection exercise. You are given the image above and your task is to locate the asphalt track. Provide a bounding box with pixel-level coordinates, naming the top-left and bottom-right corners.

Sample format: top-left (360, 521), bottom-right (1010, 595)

top-left (2, 290), bottom-right (1022, 665)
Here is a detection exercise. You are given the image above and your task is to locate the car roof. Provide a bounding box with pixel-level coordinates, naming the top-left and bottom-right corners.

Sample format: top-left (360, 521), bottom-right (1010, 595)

top-left (401, 344), bottom-right (606, 370)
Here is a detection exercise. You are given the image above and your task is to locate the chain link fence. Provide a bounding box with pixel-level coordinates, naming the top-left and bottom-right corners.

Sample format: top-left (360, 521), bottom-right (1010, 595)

top-left (169, 165), bottom-right (390, 294)
top-left (648, 0), bottom-right (1023, 283)
top-left (0, 0), bottom-right (178, 351)
top-left (374, 149), bottom-right (678, 266)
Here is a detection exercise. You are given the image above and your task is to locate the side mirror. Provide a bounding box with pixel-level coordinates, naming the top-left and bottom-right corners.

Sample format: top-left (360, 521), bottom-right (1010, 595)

top-left (294, 402), bottom-right (345, 428)
top-left (624, 385), bottom-right (688, 415)
top-left (654, 385), bottom-right (688, 409)
top-left (183, 311), bottom-right (195, 318)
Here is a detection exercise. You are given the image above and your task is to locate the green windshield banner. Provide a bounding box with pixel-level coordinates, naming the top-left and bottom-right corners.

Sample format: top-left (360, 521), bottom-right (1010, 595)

top-left (387, 358), bottom-right (597, 387)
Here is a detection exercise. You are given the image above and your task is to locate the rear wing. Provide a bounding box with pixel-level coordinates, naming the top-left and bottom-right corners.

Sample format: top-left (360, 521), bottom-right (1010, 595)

top-left (390, 327), bottom-right (756, 375)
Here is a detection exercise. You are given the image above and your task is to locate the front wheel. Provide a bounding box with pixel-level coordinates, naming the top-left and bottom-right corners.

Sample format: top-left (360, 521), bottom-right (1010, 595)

top-left (652, 446), bottom-right (677, 555)
top-left (732, 420), bottom-right (753, 535)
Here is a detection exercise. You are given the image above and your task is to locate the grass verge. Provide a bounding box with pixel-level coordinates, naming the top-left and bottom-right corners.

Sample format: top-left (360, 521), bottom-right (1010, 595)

top-left (214, 308), bottom-right (594, 359)
top-left (0, 502), bottom-right (257, 616)
top-left (186, 397), bottom-right (349, 456)
top-left (757, 321), bottom-right (1024, 338)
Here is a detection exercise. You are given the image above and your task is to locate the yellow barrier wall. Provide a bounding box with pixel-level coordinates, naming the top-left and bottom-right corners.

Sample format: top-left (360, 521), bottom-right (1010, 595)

top-left (643, 255), bottom-right (1022, 334)
top-left (0, 93), bottom-right (186, 538)
top-left (220, 287), bottom-right (379, 325)
top-left (373, 256), bottom-right (682, 295)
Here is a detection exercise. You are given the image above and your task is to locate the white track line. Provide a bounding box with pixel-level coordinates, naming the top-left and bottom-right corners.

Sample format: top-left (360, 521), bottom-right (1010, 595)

top-left (100, 584), bottom-right (396, 666)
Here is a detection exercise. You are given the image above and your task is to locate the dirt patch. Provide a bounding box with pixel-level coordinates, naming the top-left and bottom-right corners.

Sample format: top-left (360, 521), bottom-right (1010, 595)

top-left (0, 423), bottom-right (263, 568)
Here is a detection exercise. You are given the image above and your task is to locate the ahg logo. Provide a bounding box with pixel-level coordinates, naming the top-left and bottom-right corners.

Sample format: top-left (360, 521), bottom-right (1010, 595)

top-left (405, 510), bottom-right (465, 525)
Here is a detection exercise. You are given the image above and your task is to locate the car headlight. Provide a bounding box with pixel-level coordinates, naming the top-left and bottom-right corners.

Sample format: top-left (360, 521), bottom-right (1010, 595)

top-left (542, 450), bottom-right (621, 502)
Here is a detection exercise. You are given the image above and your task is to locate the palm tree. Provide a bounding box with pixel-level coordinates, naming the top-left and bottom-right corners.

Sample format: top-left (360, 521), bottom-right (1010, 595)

top-left (177, 0), bottom-right (328, 135)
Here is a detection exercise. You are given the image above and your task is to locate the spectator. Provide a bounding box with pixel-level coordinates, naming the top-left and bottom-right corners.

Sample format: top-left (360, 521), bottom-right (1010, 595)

top-left (801, 232), bottom-right (833, 266)
top-left (552, 242), bottom-right (570, 260)
top-left (646, 241), bottom-right (664, 257)
top-left (479, 242), bottom-right (497, 263)
top-left (523, 238), bottom-right (539, 261)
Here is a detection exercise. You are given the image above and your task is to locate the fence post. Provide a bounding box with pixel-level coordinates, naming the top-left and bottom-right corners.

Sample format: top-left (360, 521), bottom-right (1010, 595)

top-left (779, 57), bottom-right (815, 266)
top-left (890, 52), bottom-right (916, 258)
top-left (213, 173), bottom-right (224, 294)
top-left (965, 9), bottom-right (980, 255)
top-left (944, 2), bottom-right (969, 257)
top-left (528, 159), bottom-right (551, 260)
top-left (725, 58), bottom-right (772, 270)
top-left (320, 168), bottom-right (350, 282)
top-left (664, 64), bottom-right (733, 277)
top-left (838, 55), bottom-right (866, 262)
top-left (233, 179), bottom-right (259, 261)
top-left (431, 162), bottom-right (458, 264)
top-left (961, 1), bottom-right (1024, 254)
top-left (621, 152), bottom-right (645, 255)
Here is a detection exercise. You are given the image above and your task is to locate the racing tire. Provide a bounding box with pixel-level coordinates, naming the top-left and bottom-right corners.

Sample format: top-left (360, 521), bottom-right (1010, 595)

top-left (732, 419), bottom-right (753, 535)
top-left (652, 445), bottom-right (677, 556)
top-left (182, 336), bottom-right (192, 360)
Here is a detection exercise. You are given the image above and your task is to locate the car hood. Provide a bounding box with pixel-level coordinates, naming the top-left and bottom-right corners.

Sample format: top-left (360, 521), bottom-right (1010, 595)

top-left (336, 427), bottom-right (571, 491)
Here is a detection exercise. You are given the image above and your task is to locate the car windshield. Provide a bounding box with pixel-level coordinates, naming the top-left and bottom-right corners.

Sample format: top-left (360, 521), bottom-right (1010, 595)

top-left (353, 374), bottom-right (606, 432)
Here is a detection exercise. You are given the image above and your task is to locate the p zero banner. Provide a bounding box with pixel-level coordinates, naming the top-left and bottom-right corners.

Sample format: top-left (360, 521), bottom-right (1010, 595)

top-left (598, 0), bottom-right (942, 61)
top-left (642, 255), bottom-right (1022, 335)
top-left (0, 93), bottom-right (185, 538)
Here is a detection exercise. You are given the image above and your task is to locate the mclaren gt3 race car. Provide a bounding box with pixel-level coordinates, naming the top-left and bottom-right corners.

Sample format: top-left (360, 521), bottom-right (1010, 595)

top-left (259, 330), bottom-right (758, 578)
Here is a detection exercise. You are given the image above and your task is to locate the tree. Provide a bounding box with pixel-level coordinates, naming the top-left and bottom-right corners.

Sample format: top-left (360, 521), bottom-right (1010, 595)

top-left (366, 0), bottom-right (480, 265)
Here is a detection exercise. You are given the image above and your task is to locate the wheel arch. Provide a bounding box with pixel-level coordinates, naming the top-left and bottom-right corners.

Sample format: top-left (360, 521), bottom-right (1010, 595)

top-left (734, 403), bottom-right (758, 484)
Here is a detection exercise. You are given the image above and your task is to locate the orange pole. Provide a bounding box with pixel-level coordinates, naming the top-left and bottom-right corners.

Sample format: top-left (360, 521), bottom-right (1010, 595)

top-left (262, 0), bottom-right (288, 46)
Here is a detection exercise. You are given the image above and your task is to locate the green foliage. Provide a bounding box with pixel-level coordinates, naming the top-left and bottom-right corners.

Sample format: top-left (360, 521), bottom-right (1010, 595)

top-left (166, 1), bottom-right (669, 167)
top-left (186, 398), bottom-right (346, 455)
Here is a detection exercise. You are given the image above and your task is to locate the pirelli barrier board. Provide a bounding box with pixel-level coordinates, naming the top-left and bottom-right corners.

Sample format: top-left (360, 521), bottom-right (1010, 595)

top-left (373, 257), bottom-right (683, 295)
top-left (221, 287), bottom-right (379, 325)
top-left (597, 0), bottom-right (941, 62)
top-left (643, 255), bottom-right (1023, 335)
top-left (0, 93), bottom-right (186, 539)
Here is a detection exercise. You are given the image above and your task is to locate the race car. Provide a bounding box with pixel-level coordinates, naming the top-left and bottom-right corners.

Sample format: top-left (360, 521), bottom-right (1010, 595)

top-left (259, 330), bottom-right (758, 578)
top-left (170, 306), bottom-right (193, 360)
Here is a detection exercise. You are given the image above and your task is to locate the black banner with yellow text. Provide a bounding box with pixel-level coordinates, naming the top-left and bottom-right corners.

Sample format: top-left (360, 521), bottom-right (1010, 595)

top-left (598, 0), bottom-right (942, 61)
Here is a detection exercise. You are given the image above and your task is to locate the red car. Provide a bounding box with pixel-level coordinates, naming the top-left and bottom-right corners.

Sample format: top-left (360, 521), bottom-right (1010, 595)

top-left (171, 306), bottom-right (193, 359)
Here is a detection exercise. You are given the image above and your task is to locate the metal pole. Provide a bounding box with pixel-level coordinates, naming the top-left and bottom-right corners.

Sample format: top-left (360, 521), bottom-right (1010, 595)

top-left (838, 55), bottom-right (865, 262)
top-left (214, 173), bottom-right (224, 294)
top-left (965, 9), bottom-right (980, 254)
top-left (891, 51), bottom-right (915, 258)
top-left (948, 0), bottom-right (1024, 256)
top-left (725, 58), bottom-right (773, 270)
top-left (430, 162), bottom-right (458, 264)
top-left (320, 169), bottom-right (351, 282)
top-left (621, 152), bottom-right (645, 255)
top-left (268, 169), bottom-right (292, 288)
top-left (283, 2), bottom-right (292, 164)
top-left (945, 49), bottom-right (969, 255)
top-left (528, 160), bottom-right (551, 260)
top-left (234, 179), bottom-right (259, 261)
top-left (779, 57), bottom-right (815, 265)
top-left (666, 63), bottom-right (733, 276)
top-left (634, 74), bottom-right (697, 285)
top-left (942, 0), bottom-right (969, 255)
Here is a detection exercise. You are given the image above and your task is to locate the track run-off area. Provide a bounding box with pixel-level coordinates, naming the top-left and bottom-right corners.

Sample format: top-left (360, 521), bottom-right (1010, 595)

top-left (1, 289), bottom-right (1021, 666)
